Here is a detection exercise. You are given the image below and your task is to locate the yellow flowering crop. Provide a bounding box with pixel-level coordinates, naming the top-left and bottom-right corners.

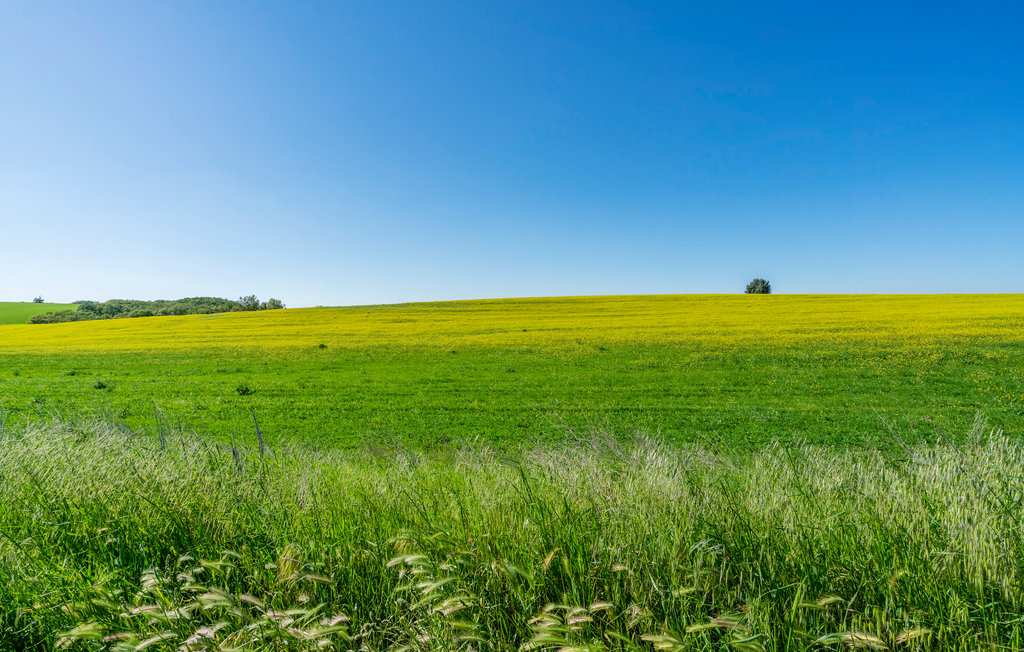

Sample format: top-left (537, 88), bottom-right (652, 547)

top-left (0, 294), bottom-right (1022, 353)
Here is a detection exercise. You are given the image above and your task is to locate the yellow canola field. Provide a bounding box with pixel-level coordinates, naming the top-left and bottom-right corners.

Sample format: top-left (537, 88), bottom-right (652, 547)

top-left (1, 294), bottom-right (1022, 353)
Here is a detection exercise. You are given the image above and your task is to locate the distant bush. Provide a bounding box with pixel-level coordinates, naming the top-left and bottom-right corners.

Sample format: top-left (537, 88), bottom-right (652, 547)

top-left (235, 295), bottom-right (261, 312)
top-left (32, 296), bottom-right (43, 303)
top-left (745, 278), bottom-right (772, 294)
top-left (28, 310), bottom-right (89, 324)
top-left (234, 295), bottom-right (286, 312)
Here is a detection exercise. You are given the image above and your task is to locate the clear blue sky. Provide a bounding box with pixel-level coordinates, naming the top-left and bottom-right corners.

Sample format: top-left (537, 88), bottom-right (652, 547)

top-left (2, 2), bottom-right (1022, 306)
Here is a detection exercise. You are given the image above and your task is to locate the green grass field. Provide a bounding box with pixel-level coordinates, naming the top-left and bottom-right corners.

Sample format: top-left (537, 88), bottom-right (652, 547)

top-left (0, 294), bottom-right (1022, 448)
top-left (0, 301), bottom-right (77, 325)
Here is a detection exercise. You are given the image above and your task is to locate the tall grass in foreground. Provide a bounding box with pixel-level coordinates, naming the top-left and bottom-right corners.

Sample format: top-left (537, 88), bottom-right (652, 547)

top-left (2, 419), bottom-right (1024, 650)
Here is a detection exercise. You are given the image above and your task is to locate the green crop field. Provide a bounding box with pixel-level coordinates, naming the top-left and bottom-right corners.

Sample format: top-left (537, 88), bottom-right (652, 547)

top-left (0, 301), bottom-right (77, 325)
top-left (4, 294), bottom-right (1024, 649)
top-left (0, 294), bottom-right (1022, 448)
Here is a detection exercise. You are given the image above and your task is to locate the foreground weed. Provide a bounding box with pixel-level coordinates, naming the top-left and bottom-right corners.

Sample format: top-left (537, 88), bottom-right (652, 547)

top-left (55, 550), bottom-right (350, 650)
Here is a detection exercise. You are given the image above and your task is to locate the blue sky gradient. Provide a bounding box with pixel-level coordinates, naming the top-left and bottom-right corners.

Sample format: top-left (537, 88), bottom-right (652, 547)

top-left (2, 2), bottom-right (1022, 306)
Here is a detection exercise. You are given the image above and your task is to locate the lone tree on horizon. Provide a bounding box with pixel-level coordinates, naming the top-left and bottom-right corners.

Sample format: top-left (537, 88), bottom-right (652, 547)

top-left (745, 278), bottom-right (771, 294)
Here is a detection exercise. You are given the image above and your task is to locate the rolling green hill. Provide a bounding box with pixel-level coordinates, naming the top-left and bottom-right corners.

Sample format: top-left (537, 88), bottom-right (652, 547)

top-left (0, 301), bottom-right (78, 325)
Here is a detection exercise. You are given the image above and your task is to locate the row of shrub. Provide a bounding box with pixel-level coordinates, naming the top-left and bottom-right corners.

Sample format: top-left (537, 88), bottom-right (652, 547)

top-left (28, 295), bottom-right (284, 324)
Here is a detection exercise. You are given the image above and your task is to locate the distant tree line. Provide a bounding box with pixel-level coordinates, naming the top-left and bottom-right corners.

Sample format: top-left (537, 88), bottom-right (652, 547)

top-left (28, 296), bottom-right (284, 324)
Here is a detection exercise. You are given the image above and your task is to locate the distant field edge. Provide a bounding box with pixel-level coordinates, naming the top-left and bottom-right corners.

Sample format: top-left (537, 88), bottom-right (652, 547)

top-left (0, 301), bottom-right (78, 325)
top-left (309, 291), bottom-right (1024, 309)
